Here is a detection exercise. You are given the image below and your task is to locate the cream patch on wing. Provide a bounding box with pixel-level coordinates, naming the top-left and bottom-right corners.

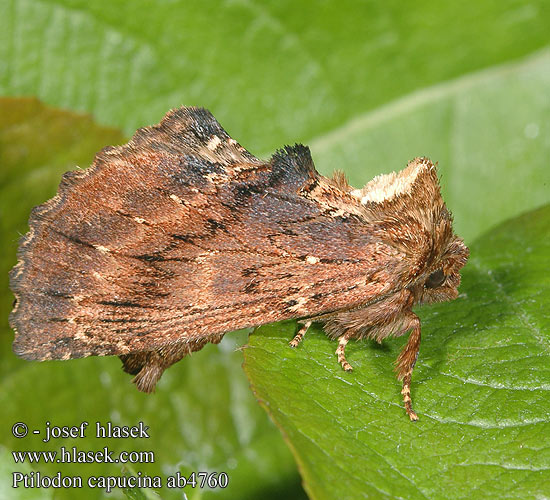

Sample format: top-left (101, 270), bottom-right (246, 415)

top-left (94, 245), bottom-right (111, 253)
top-left (352, 158), bottom-right (434, 204)
top-left (206, 135), bottom-right (222, 150)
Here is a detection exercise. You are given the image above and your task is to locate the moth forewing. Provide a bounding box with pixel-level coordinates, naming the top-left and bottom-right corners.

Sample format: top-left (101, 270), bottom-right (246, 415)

top-left (10, 107), bottom-right (469, 420)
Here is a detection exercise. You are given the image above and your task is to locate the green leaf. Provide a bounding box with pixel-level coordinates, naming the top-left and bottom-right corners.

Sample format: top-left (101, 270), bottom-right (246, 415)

top-left (0, 98), bottom-right (302, 500)
top-left (311, 48), bottom-right (550, 243)
top-left (1, 0), bottom-right (550, 154)
top-left (121, 466), bottom-right (161, 500)
top-left (0, 445), bottom-right (53, 500)
top-left (244, 204), bottom-right (550, 499)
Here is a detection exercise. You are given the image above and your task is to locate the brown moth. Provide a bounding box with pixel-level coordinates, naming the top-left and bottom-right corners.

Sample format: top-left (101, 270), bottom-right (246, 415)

top-left (10, 107), bottom-right (468, 420)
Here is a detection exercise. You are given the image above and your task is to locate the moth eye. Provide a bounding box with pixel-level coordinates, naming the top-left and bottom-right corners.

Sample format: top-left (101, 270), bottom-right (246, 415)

top-left (425, 269), bottom-right (445, 288)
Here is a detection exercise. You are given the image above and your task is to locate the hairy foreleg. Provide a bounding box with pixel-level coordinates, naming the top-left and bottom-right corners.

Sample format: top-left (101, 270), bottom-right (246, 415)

top-left (395, 313), bottom-right (421, 421)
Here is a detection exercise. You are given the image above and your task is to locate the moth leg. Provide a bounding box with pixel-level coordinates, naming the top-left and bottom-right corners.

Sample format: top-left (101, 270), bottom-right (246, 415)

top-left (395, 313), bottom-right (421, 421)
top-left (289, 320), bottom-right (312, 348)
top-left (336, 334), bottom-right (353, 372)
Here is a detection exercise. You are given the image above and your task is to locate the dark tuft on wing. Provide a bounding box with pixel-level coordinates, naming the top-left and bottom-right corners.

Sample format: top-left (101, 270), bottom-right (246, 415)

top-left (269, 144), bottom-right (317, 192)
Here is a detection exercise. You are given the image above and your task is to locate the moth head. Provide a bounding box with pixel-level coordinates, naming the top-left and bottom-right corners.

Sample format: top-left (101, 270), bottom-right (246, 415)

top-left (350, 156), bottom-right (469, 304)
top-left (418, 235), bottom-right (469, 304)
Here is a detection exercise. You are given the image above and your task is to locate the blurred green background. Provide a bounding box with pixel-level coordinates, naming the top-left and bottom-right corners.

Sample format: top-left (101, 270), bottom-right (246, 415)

top-left (0, 1), bottom-right (549, 499)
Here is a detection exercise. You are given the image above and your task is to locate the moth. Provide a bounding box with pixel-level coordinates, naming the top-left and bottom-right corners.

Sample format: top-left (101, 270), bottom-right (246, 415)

top-left (10, 107), bottom-right (468, 420)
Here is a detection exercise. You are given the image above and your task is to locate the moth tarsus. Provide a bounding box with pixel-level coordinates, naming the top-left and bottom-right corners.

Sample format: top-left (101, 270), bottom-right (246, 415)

top-left (289, 320), bottom-right (311, 348)
top-left (335, 334), bottom-right (354, 372)
top-left (10, 106), bottom-right (469, 421)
